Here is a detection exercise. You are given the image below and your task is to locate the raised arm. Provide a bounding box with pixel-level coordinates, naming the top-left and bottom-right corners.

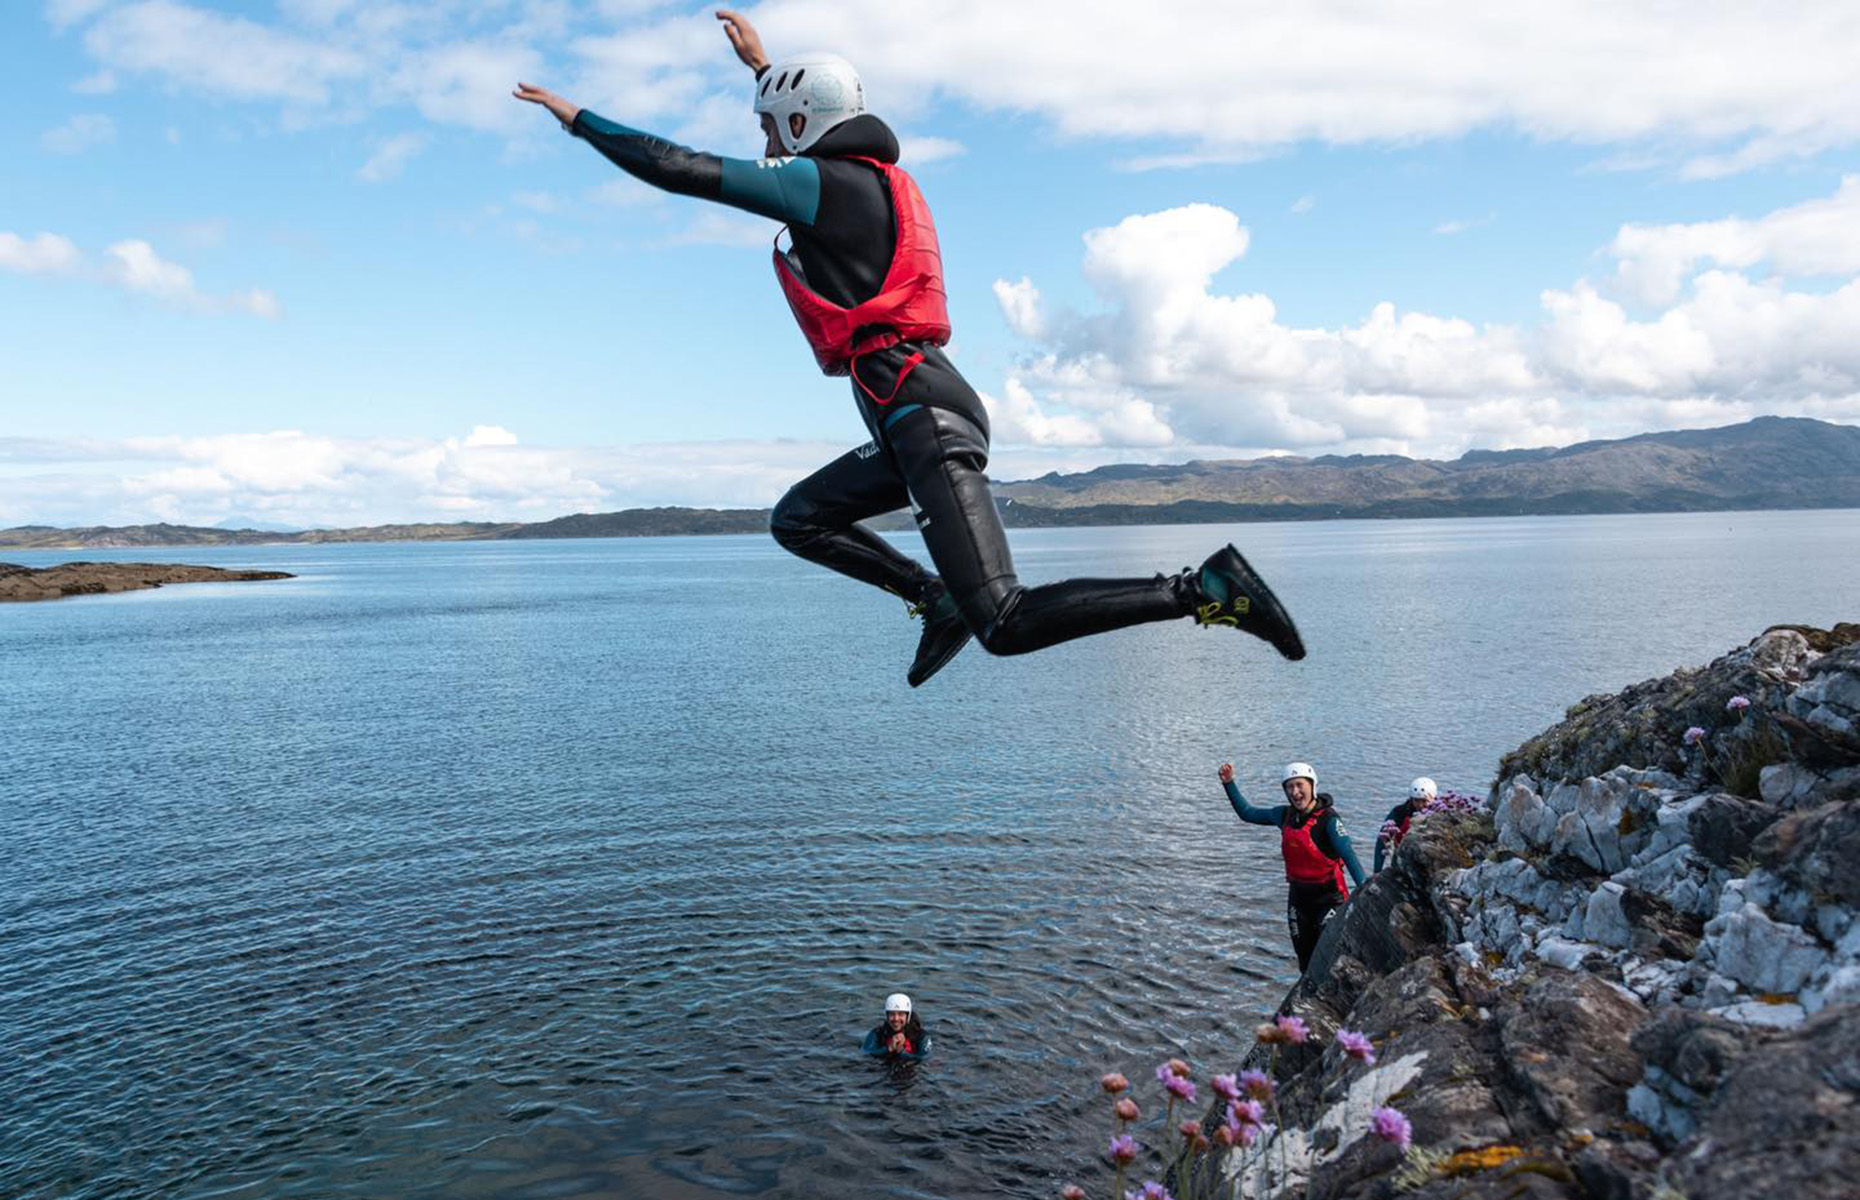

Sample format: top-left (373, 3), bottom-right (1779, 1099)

top-left (716, 9), bottom-right (770, 74)
top-left (1219, 763), bottom-right (1285, 827)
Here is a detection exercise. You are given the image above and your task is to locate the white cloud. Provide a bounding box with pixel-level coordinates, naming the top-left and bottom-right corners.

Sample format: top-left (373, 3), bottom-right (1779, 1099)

top-left (357, 132), bottom-right (426, 182)
top-left (1608, 175), bottom-right (1860, 305)
top-left (992, 276), bottom-right (1046, 339)
top-left (393, 39), bottom-right (543, 134)
top-left (82, 0), bottom-right (367, 105)
top-left (0, 428), bottom-right (863, 527)
top-left (43, 3), bottom-right (1860, 172)
top-left (989, 180), bottom-right (1860, 457)
top-left (899, 135), bottom-right (965, 165)
top-left (1433, 212), bottom-right (1495, 236)
top-left (463, 425), bottom-right (520, 447)
top-left (749, 1), bottom-right (1860, 172)
top-left (40, 112), bottom-right (116, 154)
top-left (1, 229), bottom-right (278, 316)
top-left (0, 232), bottom-right (83, 275)
top-left (1289, 195), bottom-right (1315, 215)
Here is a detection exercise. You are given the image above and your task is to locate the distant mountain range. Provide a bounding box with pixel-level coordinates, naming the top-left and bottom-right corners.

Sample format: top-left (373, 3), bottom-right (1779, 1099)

top-left (5, 416), bottom-right (1856, 549)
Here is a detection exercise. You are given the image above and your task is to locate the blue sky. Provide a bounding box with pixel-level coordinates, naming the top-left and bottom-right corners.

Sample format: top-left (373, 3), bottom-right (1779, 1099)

top-left (4, 1), bottom-right (1859, 527)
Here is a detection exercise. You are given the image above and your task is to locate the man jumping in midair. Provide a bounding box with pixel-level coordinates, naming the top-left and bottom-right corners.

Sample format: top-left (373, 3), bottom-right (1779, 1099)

top-left (515, 11), bottom-right (1306, 686)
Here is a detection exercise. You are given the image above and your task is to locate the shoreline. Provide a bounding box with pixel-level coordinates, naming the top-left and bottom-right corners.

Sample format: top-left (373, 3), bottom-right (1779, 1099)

top-left (0, 561), bottom-right (296, 602)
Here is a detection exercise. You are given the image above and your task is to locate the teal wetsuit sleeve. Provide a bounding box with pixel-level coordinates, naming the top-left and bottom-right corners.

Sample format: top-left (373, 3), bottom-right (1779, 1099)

top-left (1324, 813), bottom-right (1368, 888)
top-left (862, 1030), bottom-right (884, 1056)
top-left (718, 155), bottom-right (821, 225)
top-left (1224, 779), bottom-right (1287, 827)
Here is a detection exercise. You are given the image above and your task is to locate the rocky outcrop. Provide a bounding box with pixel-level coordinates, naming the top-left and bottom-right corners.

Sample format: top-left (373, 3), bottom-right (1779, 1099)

top-left (0, 561), bottom-right (293, 601)
top-left (1193, 626), bottom-right (1860, 1200)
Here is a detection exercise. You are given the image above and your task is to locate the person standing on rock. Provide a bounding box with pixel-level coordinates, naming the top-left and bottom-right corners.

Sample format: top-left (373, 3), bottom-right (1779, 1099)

top-left (512, 10), bottom-right (1306, 688)
top-left (1219, 761), bottom-right (1366, 972)
top-left (1374, 776), bottom-right (1436, 873)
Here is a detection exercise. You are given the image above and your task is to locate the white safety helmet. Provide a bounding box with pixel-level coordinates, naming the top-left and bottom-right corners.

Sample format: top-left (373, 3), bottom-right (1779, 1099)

top-left (885, 992), bottom-right (912, 1014)
top-left (754, 52), bottom-right (865, 155)
top-left (1282, 762), bottom-right (1317, 789)
top-left (1409, 777), bottom-right (1438, 802)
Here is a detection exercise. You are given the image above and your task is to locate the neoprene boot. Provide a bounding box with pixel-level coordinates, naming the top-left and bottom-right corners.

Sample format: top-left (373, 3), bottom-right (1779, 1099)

top-left (907, 578), bottom-right (972, 687)
top-left (1192, 544), bottom-right (1306, 660)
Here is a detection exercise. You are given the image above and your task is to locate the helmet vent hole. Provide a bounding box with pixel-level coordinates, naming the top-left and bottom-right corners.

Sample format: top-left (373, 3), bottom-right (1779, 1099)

top-left (759, 77), bottom-right (770, 96)
top-left (792, 68), bottom-right (805, 88)
top-left (776, 70), bottom-right (789, 91)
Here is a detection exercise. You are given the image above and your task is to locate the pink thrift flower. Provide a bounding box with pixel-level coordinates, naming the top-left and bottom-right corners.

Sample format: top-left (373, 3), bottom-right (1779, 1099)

top-left (1211, 1073), bottom-right (1240, 1102)
top-left (1684, 726), bottom-right (1707, 745)
top-left (1061, 1187), bottom-right (1086, 1200)
top-left (1126, 1183), bottom-right (1173, 1200)
top-left (1335, 1029), bottom-right (1376, 1064)
top-left (1228, 1099), bottom-right (1265, 1128)
top-left (1239, 1069), bottom-right (1274, 1100)
top-left (1108, 1133), bottom-right (1140, 1165)
top-left (1370, 1106), bottom-right (1412, 1151)
top-left (1274, 1015), bottom-right (1310, 1045)
top-left (1115, 1097), bottom-right (1140, 1122)
top-left (1166, 1058), bottom-right (1192, 1078)
top-left (1163, 1074), bottom-right (1196, 1102)
top-left (1101, 1072), bottom-right (1130, 1094)
top-left (1727, 695), bottom-right (1751, 713)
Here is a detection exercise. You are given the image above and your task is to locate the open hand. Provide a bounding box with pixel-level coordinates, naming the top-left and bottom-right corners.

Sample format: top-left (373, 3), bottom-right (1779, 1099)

top-left (716, 9), bottom-right (769, 73)
top-left (1218, 763), bottom-right (1235, 784)
top-left (512, 81), bottom-right (579, 127)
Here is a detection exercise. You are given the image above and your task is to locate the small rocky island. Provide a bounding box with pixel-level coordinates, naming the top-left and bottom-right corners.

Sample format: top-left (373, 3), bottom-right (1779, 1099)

top-left (1181, 624), bottom-right (1860, 1200)
top-left (0, 561), bottom-right (294, 602)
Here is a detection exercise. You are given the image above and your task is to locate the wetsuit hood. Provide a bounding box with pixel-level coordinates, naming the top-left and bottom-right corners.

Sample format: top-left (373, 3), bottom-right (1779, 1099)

top-left (804, 114), bottom-right (899, 163)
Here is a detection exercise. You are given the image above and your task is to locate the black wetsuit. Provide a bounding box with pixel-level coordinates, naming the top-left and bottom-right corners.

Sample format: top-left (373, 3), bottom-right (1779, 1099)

top-left (570, 109), bottom-right (1200, 654)
top-left (1374, 799), bottom-right (1422, 873)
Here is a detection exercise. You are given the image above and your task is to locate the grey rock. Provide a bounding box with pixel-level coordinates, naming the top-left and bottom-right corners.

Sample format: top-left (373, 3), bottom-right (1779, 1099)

top-left (1584, 882), bottom-right (1633, 950)
top-left (1709, 998), bottom-right (1808, 1028)
top-left (1665, 1003), bottom-right (1860, 1200)
top-left (1756, 797), bottom-right (1860, 909)
top-left (1704, 902), bottom-right (1829, 994)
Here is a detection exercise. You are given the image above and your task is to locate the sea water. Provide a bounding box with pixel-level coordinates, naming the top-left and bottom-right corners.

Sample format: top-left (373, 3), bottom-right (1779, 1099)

top-left (3, 511), bottom-right (1856, 1199)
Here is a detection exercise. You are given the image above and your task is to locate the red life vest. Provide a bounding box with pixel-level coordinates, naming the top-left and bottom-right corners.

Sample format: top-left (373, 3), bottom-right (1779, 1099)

top-left (1281, 814), bottom-right (1348, 893)
top-left (772, 157), bottom-right (952, 377)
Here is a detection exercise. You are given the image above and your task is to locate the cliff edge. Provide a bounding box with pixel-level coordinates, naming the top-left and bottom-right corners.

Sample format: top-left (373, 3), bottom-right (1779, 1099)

top-left (1200, 625), bottom-right (1860, 1199)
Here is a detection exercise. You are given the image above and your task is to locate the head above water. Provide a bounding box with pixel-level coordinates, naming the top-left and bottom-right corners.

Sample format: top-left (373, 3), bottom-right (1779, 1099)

top-left (754, 52), bottom-right (865, 155)
top-left (1409, 777), bottom-right (1437, 803)
top-left (1281, 761), bottom-right (1317, 811)
top-left (885, 992), bottom-right (912, 1028)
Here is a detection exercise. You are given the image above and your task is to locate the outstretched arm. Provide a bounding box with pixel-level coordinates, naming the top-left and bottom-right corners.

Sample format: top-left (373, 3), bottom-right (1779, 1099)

top-left (511, 81), bottom-right (821, 224)
top-left (1219, 763), bottom-right (1285, 827)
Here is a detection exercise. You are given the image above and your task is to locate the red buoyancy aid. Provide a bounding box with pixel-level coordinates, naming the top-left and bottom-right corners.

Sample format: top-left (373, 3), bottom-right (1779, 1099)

top-left (1281, 817), bottom-right (1348, 894)
top-left (772, 157), bottom-right (952, 376)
